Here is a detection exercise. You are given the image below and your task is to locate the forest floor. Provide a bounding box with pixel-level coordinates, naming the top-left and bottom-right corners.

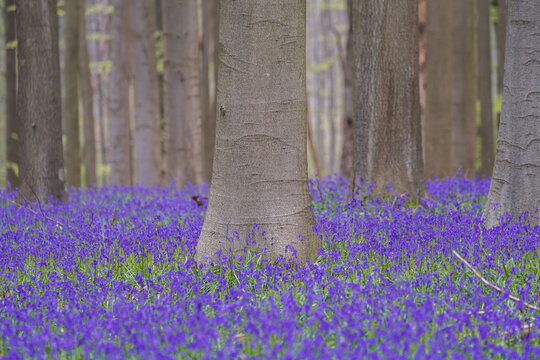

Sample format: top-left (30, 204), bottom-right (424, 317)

top-left (1, 175), bottom-right (539, 359)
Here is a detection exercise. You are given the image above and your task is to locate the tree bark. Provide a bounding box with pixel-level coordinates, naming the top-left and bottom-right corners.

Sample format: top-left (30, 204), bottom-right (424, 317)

top-left (5, 0), bottom-right (18, 188)
top-left (340, 0), bottom-right (353, 179)
top-left (450, 0), bottom-right (477, 177)
top-left (16, 0), bottom-right (65, 201)
top-left (483, 0), bottom-right (540, 228)
top-left (196, 0), bottom-right (320, 264)
top-left (478, 0), bottom-right (494, 177)
top-left (132, 0), bottom-right (161, 186)
top-left (79, 0), bottom-right (97, 187)
top-left (424, 0), bottom-right (453, 179)
top-left (201, 0), bottom-right (218, 183)
top-left (352, 1), bottom-right (426, 198)
top-left (63, 0), bottom-right (81, 188)
top-left (494, 0), bottom-right (507, 95)
top-left (162, 0), bottom-right (202, 187)
top-left (109, 0), bottom-right (132, 186)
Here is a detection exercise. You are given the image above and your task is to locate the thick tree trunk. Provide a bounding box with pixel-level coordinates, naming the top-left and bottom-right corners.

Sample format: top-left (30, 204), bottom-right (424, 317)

top-left (478, 0), bottom-right (494, 177)
top-left (424, 0), bottom-right (453, 179)
top-left (340, 0), bottom-right (353, 179)
top-left (16, 0), bottom-right (65, 201)
top-left (196, 0), bottom-right (320, 264)
top-left (132, 0), bottom-right (161, 186)
top-left (162, 0), bottom-right (202, 187)
top-left (109, 0), bottom-right (132, 186)
top-left (352, 1), bottom-right (426, 198)
top-left (483, 0), bottom-right (540, 228)
top-left (450, 0), bottom-right (477, 177)
top-left (5, 0), bottom-right (18, 188)
top-left (494, 0), bottom-right (507, 95)
top-left (63, 0), bottom-right (81, 188)
top-left (201, 0), bottom-right (218, 183)
top-left (79, 0), bottom-right (97, 187)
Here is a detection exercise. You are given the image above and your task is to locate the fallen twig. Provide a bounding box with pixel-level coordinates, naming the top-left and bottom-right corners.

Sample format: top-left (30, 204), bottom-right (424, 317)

top-left (9, 200), bottom-right (66, 230)
top-left (452, 250), bottom-right (540, 313)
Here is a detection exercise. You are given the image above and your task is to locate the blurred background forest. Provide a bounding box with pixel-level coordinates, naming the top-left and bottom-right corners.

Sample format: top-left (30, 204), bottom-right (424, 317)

top-left (0, 0), bottom-right (506, 188)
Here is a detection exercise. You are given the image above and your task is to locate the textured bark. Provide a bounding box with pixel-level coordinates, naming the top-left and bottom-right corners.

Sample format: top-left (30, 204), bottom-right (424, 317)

top-left (352, 1), bottom-right (426, 198)
top-left (132, 0), bottom-right (161, 186)
top-left (109, 0), bottom-right (132, 186)
top-left (63, 0), bottom-right (81, 188)
top-left (5, 0), bottom-right (18, 188)
top-left (201, 0), bottom-right (218, 183)
top-left (79, 0), bottom-right (97, 187)
top-left (16, 0), bottom-right (66, 201)
top-left (450, 0), bottom-right (477, 177)
top-left (478, 0), bottom-right (494, 177)
top-left (424, 0), bottom-right (453, 178)
top-left (162, 0), bottom-right (202, 187)
top-left (196, 0), bottom-right (320, 264)
top-left (483, 0), bottom-right (540, 228)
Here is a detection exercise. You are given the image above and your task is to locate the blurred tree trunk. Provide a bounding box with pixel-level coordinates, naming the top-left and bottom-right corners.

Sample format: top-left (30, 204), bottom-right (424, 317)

top-left (340, 0), bottom-right (353, 179)
top-left (16, 0), bottom-right (66, 201)
top-left (162, 0), bottom-right (202, 187)
top-left (478, 0), bottom-right (494, 177)
top-left (196, 0), bottom-right (320, 264)
top-left (4, 0), bottom-right (18, 188)
top-left (494, 0), bottom-right (507, 95)
top-left (79, 0), bottom-right (97, 186)
top-left (352, 1), bottom-right (426, 198)
top-left (109, 0), bottom-right (132, 186)
top-left (424, 0), bottom-right (453, 178)
top-left (483, 0), bottom-right (540, 228)
top-left (201, 0), bottom-right (218, 183)
top-left (450, 0), bottom-right (477, 177)
top-left (132, 0), bottom-right (161, 186)
top-left (63, 0), bottom-right (81, 188)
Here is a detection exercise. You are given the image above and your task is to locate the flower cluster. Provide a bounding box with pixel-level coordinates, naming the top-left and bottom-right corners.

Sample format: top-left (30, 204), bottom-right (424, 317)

top-left (1, 175), bottom-right (539, 359)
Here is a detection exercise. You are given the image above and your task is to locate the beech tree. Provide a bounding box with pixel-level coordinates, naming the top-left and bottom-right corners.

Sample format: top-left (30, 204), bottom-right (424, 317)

top-left (483, 0), bottom-right (540, 228)
top-left (162, 0), bottom-right (203, 187)
top-left (196, 0), bottom-right (320, 264)
top-left (5, 0), bottom-right (17, 187)
top-left (109, 0), bottom-right (132, 186)
top-left (351, 1), bottom-right (426, 198)
top-left (16, 0), bottom-right (65, 201)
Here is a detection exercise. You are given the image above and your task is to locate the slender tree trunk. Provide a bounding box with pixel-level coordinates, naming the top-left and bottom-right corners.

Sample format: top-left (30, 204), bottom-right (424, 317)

top-left (109, 0), bottom-right (132, 186)
top-left (16, 0), bottom-right (65, 201)
top-left (162, 0), bottom-right (202, 187)
top-left (79, 0), bottom-right (97, 187)
top-left (424, 0), bottom-right (453, 179)
top-left (352, 1), bottom-right (426, 198)
top-left (63, 0), bottom-right (81, 188)
top-left (340, 0), bottom-right (353, 179)
top-left (483, 0), bottom-right (540, 228)
top-left (5, 0), bottom-right (18, 188)
top-left (196, 0), bottom-right (320, 264)
top-left (450, 0), bottom-right (477, 177)
top-left (478, 0), bottom-right (494, 177)
top-left (201, 0), bottom-right (218, 183)
top-left (132, 0), bottom-right (161, 186)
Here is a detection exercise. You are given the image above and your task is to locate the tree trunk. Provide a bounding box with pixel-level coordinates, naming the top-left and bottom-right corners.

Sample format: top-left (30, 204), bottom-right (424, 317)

top-left (494, 0), bottom-right (507, 95)
top-left (352, 1), bottom-right (426, 198)
top-left (483, 0), bottom-right (540, 228)
top-left (424, 0), bottom-right (453, 179)
top-left (196, 0), bottom-right (320, 264)
top-left (79, 0), bottom-right (97, 187)
top-left (450, 0), bottom-right (477, 177)
top-left (132, 0), bottom-right (161, 186)
top-left (201, 0), bottom-right (218, 183)
top-left (109, 0), bottom-right (132, 186)
top-left (478, 0), bottom-right (494, 177)
top-left (5, 0), bottom-right (18, 188)
top-left (340, 0), bottom-right (353, 179)
top-left (63, 0), bottom-right (81, 188)
top-left (162, 0), bottom-right (202, 187)
top-left (16, 0), bottom-right (65, 201)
